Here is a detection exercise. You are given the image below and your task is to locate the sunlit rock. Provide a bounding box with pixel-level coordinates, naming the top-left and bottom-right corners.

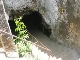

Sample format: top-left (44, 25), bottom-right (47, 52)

top-left (52, 56), bottom-right (57, 60)
top-left (57, 58), bottom-right (62, 60)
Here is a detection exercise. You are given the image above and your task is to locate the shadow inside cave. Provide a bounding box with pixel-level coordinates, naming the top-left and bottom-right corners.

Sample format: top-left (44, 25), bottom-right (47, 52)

top-left (8, 11), bottom-right (51, 37)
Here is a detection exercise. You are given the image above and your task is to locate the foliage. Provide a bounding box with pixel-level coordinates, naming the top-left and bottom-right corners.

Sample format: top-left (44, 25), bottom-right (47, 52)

top-left (14, 16), bottom-right (31, 57)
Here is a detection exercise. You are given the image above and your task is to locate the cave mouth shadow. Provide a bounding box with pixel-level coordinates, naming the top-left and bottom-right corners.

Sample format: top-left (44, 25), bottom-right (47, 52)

top-left (22, 11), bottom-right (51, 37)
top-left (8, 11), bottom-right (51, 37)
top-left (22, 11), bottom-right (42, 30)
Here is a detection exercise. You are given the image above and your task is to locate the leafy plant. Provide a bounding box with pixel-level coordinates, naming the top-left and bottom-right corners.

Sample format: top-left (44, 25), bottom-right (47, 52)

top-left (14, 16), bottom-right (31, 57)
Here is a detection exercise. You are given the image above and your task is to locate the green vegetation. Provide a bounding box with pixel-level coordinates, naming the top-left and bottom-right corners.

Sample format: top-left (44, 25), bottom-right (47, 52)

top-left (14, 16), bottom-right (31, 57)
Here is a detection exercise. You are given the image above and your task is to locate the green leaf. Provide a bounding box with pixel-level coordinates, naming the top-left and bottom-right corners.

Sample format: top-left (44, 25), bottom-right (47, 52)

top-left (14, 16), bottom-right (30, 57)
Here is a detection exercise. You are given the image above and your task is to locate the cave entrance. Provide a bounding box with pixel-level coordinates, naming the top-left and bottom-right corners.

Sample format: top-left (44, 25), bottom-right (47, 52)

top-left (22, 11), bottom-right (42, 30)
top-left (8, 11), bottom-right (51, 37)
top-left (22, 11), bottom-right (51, 37)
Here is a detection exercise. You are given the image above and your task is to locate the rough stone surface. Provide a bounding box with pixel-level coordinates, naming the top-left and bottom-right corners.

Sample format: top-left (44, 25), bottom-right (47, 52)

top-left (5, 0), bottom-right (80, 50)
top-left (54, 0), bottom-right (80, 49)
top-left (0, 0), bottom-right (18, 58)
top-left (5, 0), bottom-right (38, 11)
top-left (0, 0), bottom-right (10, 33)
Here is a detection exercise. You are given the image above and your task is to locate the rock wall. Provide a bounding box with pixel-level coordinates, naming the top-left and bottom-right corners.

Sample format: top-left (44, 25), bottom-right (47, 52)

top-left (54, 0), bottom-right (80, 48)
top-left (0, 0), bottom-right (18, 58)
top-left (5, 0), bottom-right (80, 49)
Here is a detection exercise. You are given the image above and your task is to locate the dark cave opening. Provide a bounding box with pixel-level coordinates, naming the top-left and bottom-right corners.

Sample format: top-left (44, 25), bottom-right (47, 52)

top-left (8, 11), bottom-right (51, 37)
top-left (22, 11), bottom-right (42, 30)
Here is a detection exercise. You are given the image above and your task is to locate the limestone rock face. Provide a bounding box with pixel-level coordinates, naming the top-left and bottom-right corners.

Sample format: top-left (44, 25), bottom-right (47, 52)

top-left (5, 0), bottom-right (58, 28)
top-left (5, 0), bottom-right (37, 10)
top-left (5, 0), bottom-right (80, 49)
top-left (54, 0), bottom-right (80, 48)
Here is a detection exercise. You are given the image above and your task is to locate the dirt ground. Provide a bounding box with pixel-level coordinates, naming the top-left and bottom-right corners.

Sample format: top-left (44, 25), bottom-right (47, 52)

top-left (29, 28), bottom-right (80, 60)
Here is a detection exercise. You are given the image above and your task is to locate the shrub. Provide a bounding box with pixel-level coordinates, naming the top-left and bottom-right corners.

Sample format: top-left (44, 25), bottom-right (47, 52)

top-left (14, 16), bottom-right (31, 57)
